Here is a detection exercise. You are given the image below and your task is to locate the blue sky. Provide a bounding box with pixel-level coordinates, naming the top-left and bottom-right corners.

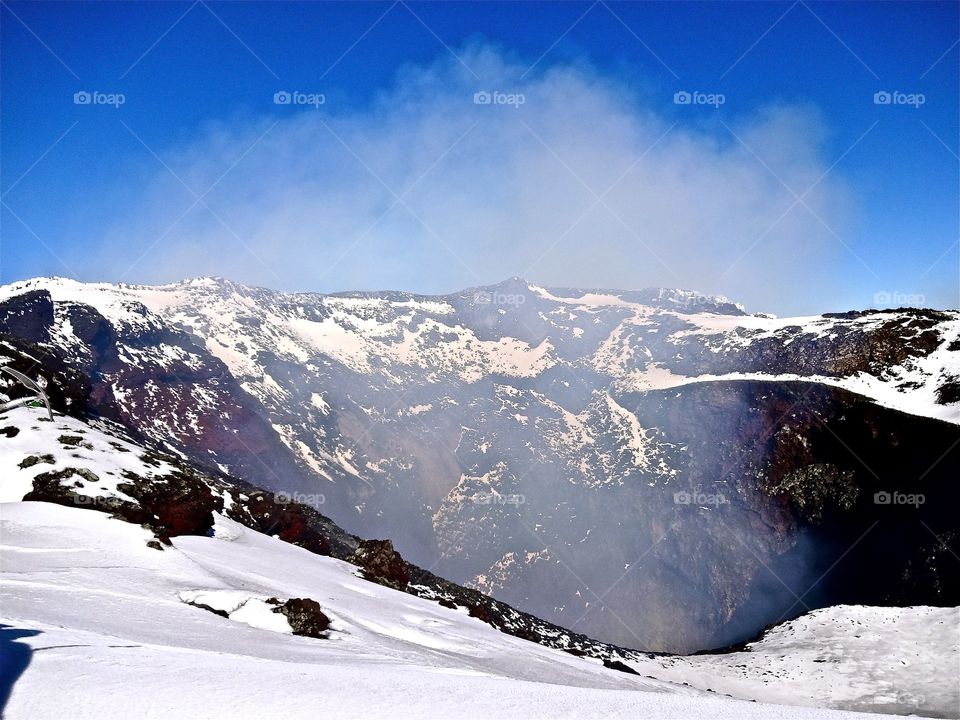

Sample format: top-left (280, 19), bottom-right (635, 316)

top-left (1, 1), bottom-right (957, 314)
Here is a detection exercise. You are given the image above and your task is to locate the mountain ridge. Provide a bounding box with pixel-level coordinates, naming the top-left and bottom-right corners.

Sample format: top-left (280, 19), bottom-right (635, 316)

top-left (1, 275), bottom-right (957, 652)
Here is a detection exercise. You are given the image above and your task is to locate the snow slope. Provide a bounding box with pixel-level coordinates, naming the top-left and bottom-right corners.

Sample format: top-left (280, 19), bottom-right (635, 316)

top-left (0, 501), bottom-right (948, 720)
top-left (0, 408), bottom-right (179, 505)
top-left (0, 405), bottom-right (956, 718)
top-left (626, 606), bottom-right (959, 717)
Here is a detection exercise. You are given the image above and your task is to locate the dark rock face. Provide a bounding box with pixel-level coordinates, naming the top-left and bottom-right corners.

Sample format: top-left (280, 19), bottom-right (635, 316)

top-left (222, 489), bottom-right (356, 558)
top-left (0, 341), bottom-right (94, 419)
top-left (937, 380), bottom-right (960, 404)
top-left (0, 291), bottom-right (54, 344)
top-left (427, 378), bottom-right (960, 652)
top-left (188, 601), bottom-right (230, 619)
top-left (0, 291), bottom-right (311, 494)
top-left (116, 469), bottom-right (220, 541)
top-left (605, 381), bottom-right (960, 651)
top-left (23, 461), bottom-right (221, 543)
top-left (349, 539), bottom-right (410, 590)
top-left (657, 309), bottom-right (950, 379)
top-left (273, 598), bottom-right (331, 637)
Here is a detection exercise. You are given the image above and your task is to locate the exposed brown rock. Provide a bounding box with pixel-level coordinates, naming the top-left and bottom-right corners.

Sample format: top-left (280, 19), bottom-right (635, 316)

top-left (349, 539), bottom-right (410, 590)
top-left (273, 598), bottom-right (331, 638)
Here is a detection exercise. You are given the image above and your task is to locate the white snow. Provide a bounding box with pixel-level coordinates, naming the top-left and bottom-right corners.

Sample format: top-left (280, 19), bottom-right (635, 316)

top-left (602, 393), bottom-right (653, 470)
top-left (615, 370), bottom-right (960, 425)
top-left (528, 285), bottom-right (641, 309)
top-left (2, 501), bottom-right (941, 720)
top-left (1, 278), bottom-right (956, 717)
top-left (2, 277), bottom-right (957, 426)
top-left (0, 407), bottom-right (954, 719)
top-left (0, 406), bottom-right (177, 504)
top-left (179, 590), bottom-right (295, 634)
top-left (623, 605), bottom-right (959, 717)
top-left (405, 404), bottom-right (432, 416)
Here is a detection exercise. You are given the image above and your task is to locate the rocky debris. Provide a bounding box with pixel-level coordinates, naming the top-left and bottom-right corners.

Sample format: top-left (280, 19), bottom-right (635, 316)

top-left (936, 379), bottom-right (960, 404)
top-left (2, 407), bottom-right (659, 673)
top-left (270, 597), bottom-right (331, 638)
top-left (24, 469), bottom-right (125, 514)
top-left (603, 659), bottom-right (640, 675)
top-left (185, 600), bottom-right (230, 619)
top-left (183, 594), bottom-right (331, 638)
top-left (18, 453), bottom-right (55, 469)
top-left (1, 425), bottom-right (20, 437)
top-left (72, 467), bottom-right (99, 483)
top-left (222, 489), bottom-right (352, 558)
top-left (29, 467), bottom-right (105, 495)
top-left (349, 539), bottom-right (410, 590)
top-left (400, 564), bottom-right (659, 662)
top-left (22, 461), bottom-right (220, 544)
top-left (115, 469), bottom-right (220, 542)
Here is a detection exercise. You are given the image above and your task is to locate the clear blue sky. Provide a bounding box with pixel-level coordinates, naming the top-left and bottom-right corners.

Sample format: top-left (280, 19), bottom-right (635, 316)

top-left (1, 1), bottom-right (957, 314)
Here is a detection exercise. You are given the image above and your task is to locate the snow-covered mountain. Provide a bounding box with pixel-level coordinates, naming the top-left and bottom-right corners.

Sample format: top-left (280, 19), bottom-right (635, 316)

top-left (1, 276), bottom-right (958, 652)
top-left (1, 404), bottom-right (955, 719)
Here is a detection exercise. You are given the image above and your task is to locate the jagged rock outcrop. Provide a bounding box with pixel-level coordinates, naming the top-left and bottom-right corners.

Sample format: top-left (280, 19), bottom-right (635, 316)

top-left (349, 539), bottom-right (410, 589)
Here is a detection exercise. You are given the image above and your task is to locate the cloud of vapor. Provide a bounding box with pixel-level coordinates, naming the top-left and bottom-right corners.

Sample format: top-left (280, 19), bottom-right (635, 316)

top-left (88, 44), bottom-right (852, 313)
